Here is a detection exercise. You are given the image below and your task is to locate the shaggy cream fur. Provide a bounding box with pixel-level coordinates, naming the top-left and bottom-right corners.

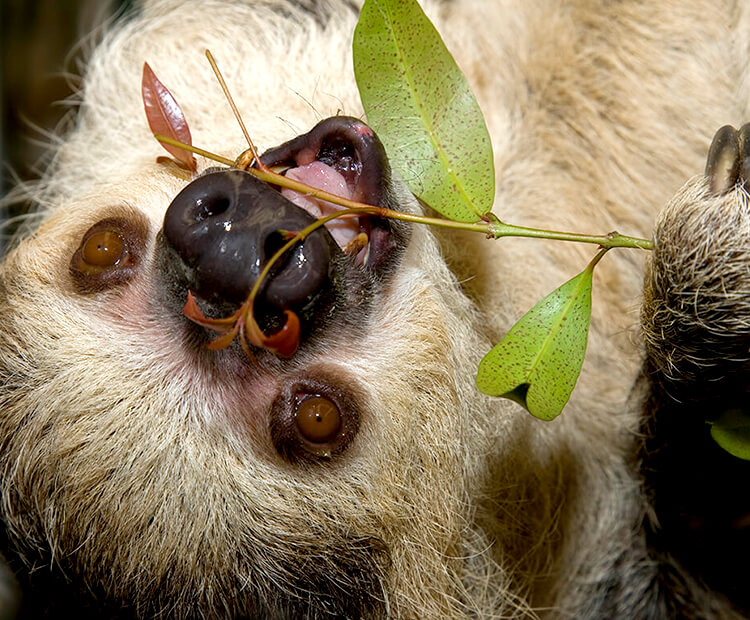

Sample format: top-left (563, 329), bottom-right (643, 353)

top-left (1, 0), bottom-right (749, 618)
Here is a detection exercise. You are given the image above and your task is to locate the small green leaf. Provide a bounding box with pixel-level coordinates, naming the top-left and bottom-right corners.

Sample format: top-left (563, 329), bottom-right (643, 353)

top-left (353, 0), bottom-right (494, 222)
top-left (710, 408), bottom-right (750, 460)
top-left (476, 252), bottom-right (605, 421)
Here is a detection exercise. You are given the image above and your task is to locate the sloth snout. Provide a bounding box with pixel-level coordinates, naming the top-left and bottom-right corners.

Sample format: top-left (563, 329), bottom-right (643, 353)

top-left (161, 169), bottom-right (337, 316)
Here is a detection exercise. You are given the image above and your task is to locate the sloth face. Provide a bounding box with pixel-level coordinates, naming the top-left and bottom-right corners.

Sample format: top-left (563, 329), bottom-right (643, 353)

top-left (0, 113), bottom-right (499, 617)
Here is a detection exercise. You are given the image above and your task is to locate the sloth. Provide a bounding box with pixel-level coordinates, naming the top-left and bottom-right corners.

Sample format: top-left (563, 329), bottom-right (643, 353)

top-left (1, 0), bottom-right (750, 618)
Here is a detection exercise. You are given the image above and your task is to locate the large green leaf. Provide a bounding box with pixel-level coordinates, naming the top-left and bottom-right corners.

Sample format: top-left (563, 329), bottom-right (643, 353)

top-left (476, 259), bottom-right (599, 421)
top-left (353, 0), bottom-right (494, 222)
top-left (710, 408), bottom-right (750, 460)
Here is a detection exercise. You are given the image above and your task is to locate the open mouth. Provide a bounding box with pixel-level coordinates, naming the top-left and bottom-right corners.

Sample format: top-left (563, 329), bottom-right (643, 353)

top-left (259, 116), bottom-right (398, 273)
top-left (159, 116), bottom-right (410, 357)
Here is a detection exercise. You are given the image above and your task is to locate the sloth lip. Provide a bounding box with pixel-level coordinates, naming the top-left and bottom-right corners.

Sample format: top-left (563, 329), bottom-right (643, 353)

top-left (259, 116), bottom-right (397, 272)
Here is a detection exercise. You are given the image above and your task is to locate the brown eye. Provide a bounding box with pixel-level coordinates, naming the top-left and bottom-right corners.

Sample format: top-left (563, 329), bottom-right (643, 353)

top-left (80, 230), bottom-right (126, 267)
top-left (295, 396), bottom-right (341, 444)
top-left (70, 217), bottom-right (147, 292)
top-left (270, 376), bottom-right (361, 463)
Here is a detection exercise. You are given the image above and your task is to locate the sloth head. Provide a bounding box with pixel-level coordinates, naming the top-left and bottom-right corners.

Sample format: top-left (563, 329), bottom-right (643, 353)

top-left (0, 111), bottom-right (510, 617)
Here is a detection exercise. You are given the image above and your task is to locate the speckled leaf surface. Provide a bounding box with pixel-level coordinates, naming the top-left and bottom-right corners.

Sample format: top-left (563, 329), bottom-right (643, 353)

top-left (476, 268), bottom-right (594, 421)
top-left (710, 409), bottom-right (750, 460)
top-left (353, 0), bottom-right (494, 222)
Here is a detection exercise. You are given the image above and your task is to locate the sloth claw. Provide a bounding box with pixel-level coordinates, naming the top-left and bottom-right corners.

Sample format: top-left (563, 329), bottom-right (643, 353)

top-left (738, 123), bottom-right (750, 188)
top-left (705, 124), bottom-right (739, 195)
top-left (704, 122), bottom-right (750, 196)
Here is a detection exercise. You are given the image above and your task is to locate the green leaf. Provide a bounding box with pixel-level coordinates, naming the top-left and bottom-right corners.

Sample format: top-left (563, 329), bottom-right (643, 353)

top-left (710, 408), bottom-right (750, 460)
top-left (476, 252), bottom-right (604, 421)
top-left (353, 0), bottom-right (494, 222)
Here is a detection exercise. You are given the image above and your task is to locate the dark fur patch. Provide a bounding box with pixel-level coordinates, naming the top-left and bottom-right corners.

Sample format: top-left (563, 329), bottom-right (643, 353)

top-left (639, 371), bottom-right (750, 616)
top-left (4, 532), bottom-right (390, 619)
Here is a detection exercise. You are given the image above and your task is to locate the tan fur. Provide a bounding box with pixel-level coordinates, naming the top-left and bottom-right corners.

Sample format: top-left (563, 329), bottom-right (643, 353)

top-left (1, 0), bottom-right (749, 617)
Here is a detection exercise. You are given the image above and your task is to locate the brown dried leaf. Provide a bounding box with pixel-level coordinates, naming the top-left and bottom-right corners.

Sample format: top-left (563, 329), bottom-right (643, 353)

top-left (207, 329), bottom-right (240, 351)
top-left (260, 310), bottom-right (300, 358)
top-left (142, 62), bottom-right (197, 172)
top-left (182, 292), bottom-right (237, 332)
top-left (184, 293), bottom-right (300, 358)
top-left (244, 309), bottom-right (300, 358)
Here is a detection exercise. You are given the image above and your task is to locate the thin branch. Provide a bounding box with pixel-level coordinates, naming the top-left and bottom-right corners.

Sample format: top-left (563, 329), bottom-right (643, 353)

top-left (152, 133), bottom-right (654, 251)
top-left (204, 49), bottom-right (270, 172)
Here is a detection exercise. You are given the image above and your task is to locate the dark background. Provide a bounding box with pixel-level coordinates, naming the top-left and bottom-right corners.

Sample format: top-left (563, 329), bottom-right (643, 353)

top-left (1, 0), bottom-right (129, 212)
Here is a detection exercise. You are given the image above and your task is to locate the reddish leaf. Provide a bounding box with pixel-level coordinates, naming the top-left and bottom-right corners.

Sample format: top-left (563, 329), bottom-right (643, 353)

top-left (207, 329), bottom-right (240, 351)
top-left (244, 309), bottom-right (301, 358)
top-left (260, 310), bottom-right (300, 358)
top-left (182, 291), bottom-right (237, 333)
top-left (142, 62), bottom-right (197, 172)
top-left (184, 291), bottom-right (300, 358)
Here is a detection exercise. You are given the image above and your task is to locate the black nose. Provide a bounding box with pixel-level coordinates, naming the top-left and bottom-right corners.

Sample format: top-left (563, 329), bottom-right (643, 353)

top-left (162, 169), bottom-right (333, 310)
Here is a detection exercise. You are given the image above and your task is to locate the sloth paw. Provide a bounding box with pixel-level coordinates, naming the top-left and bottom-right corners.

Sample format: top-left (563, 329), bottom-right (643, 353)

top-left (642, 124), bottom-right (750, 393)
top-left (640, 124), bottom-right (750, 615)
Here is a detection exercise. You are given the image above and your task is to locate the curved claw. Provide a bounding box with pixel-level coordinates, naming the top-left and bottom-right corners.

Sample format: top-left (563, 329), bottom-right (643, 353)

top-left (738, 123), bottom-right (750, 188)
top-left (703, 122), bottom-right (750, 196)
top-left (705, 125), bottom-right (739, 195)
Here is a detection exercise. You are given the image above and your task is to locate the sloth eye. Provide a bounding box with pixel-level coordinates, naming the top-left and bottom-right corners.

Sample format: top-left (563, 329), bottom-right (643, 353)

top-left (70, 217), bottom-right (146, 292)
top-left (270, 379), bottom-right (360, 462)
top-left (295, 396), bottom-right (342, 444)
top-left (80, 230), bottom-right (126, 267)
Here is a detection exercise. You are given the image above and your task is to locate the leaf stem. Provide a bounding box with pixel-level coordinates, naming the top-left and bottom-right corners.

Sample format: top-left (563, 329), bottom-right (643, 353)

top-left (152, 133), bottom-right (654, 251)
top-left (245, 209), bottom-right (358, 307)
top-left (154, 134), bottom-right (235, 166)
top-left (587, 247), bottom-right (610, 271)
top-left (487, 223), bottom-right (653, 251)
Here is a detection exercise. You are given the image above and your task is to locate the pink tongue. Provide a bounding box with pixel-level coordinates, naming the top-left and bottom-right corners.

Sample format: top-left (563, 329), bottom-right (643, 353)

top-left (281, 162), bottom-right (359, 248)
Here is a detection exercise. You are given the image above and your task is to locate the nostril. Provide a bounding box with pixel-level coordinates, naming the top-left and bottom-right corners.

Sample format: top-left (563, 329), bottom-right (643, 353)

top-left (194, 195), bottom-right (231, 222)
top-left (264, 230), bottom-right (289, 261)
top-left (263, 229), bottom-right (293, 278)
top-left (162, 169), bottom-right (336, 314)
